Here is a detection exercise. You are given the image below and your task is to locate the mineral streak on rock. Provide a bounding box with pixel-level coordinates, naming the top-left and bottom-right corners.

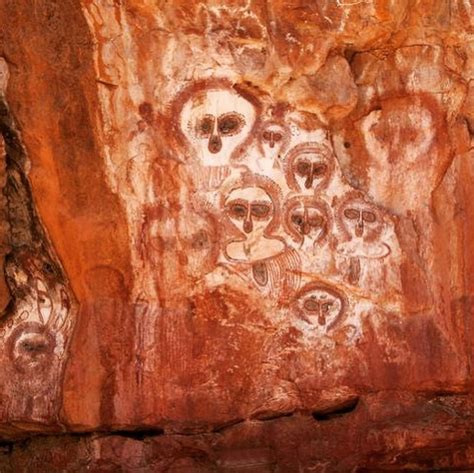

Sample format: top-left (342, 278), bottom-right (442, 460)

top-left (0, 0), bottom-right (472, 471)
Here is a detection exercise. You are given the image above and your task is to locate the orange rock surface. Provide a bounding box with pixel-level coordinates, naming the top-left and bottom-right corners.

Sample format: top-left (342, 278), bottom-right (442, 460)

top-left (0, 0), bottom-right (473, 471)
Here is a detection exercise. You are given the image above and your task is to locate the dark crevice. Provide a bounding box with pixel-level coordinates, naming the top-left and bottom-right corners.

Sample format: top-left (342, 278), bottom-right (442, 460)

top-left (0, 441), bottom-right (14, 455)
top-left (212, 418), bottom-right (245, 433)
top-left (344, 48), bottom-right (358, 66)
top-left (0, 428), bottom-right (166, 450)
top-left (0, 98), bottom-right (54, 251)
top-left (252, 411), bottom-right (295, 422)
top-left (431, 390), bottom-right (467, 398)
top-left (110, 428), bottom-right (165, 440)
top-left (312, 397), bottom-right (360, 421)
top-left (357, 468), bottom-right (474, 473)
top-left (0, 432), bottom-right (89, 454)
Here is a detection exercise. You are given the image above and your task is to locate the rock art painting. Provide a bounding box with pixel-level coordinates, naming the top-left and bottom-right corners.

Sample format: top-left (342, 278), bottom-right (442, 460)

top-left (292, 282), bottom-right (347, 331)
top-left (130, 79), bottom-right (405, 385)
top-left (177, 80), bottom-right (260, 190)
top-left (0, 0), bottom-right (473, 471)
top-left (285, 142), bottom-right (335, 193)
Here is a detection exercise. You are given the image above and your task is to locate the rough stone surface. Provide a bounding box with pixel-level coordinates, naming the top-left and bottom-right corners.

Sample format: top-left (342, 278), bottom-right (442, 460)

top-left (0, 0), bottom-right (473, 471)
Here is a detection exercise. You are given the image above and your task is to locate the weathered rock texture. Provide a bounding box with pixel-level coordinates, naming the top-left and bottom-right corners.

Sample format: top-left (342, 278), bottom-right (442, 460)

top-left (0, 0), bottom-right (473, 471)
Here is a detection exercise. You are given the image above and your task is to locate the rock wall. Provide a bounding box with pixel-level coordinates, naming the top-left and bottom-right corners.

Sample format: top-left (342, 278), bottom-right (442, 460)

top-left (0, 0), bottom-right (473, 471)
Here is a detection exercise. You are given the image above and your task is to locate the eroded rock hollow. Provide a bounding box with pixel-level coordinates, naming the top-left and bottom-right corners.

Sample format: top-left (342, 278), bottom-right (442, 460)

top-left (0, 0), bottom-right (473, 471)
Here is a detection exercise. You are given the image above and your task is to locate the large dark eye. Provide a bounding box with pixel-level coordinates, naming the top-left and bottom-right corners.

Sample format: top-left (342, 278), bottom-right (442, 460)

top-left (296, 160), bottom-right (311, 176)
top-left (218, 112), bottom-right (244, 136)
top-left (229, 202), bottom-right (247, 219)
top-left (17, 333), bottom-right (51, 358)
top-left (196, 115), bottom-right (215, 137)
top-left (313, 163), bottom-right (327, 176)
top-left (262, 130), bottom-right (283, 143)
top-left (291, 213), bottom-right (304, 227)
top-left (21, 339), bottom-right (47, 354)
top-left (362, 211), bottom-right (376, 223)
top-left (309, 215), bottom-right (324, 227)
top-left (344, 208), bottom-right (360, 220)
top-left (251, 203), bottom-right (271, 219)
top-left (303, 298), bottom-right (320, 312)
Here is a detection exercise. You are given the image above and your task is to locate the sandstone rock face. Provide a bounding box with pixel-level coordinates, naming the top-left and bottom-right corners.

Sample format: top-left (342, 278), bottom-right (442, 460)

top-left (0, 0), bottom-right (473, 471)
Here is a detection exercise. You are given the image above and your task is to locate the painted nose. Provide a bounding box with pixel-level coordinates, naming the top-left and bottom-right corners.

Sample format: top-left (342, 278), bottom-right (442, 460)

top-left (304, 164), bottom-right (314, 189)
top-left (301, 219), bottom-right (311, 235)
top-left (269, 132), bottom-right (275, 148)
top-left (243, 210), bottom-right (253, 233)
top-left (318, 309), bottom-right (326, 326)
top-left (355, 218), bottom-right (364, 237)
top-left (304, 300), bottom-right (326, 326)
top-left (208, 133), bottom-right (222, 153)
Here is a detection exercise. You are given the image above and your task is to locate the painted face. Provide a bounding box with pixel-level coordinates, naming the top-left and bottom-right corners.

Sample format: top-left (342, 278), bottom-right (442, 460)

top-left (225, 187), bottom-right (273, 235)
top-left (286, 144), bottom-right (333, 193)
top-left (296, 286), bottom-right (345, 329)
top-left (286, 203), bottom-right (327, 244)
top-left (8, 323), bottom-right (55, 375)
top-left (341, 198), bottom-right (382, 241)
top-left (259, 121), bottom-right (289, 161)
top-left (294, 153), bottom-right (328, 190)
top-left (177, 213), bottom-right (219, 278)
top-left (180, 89), bottom-right (256, 166)
top-left (262, 126), bottom-right (283, 149)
